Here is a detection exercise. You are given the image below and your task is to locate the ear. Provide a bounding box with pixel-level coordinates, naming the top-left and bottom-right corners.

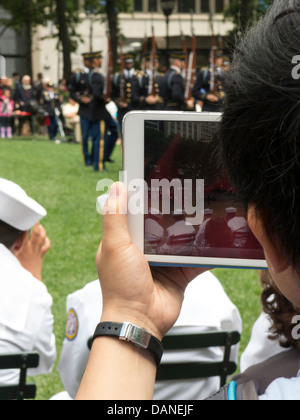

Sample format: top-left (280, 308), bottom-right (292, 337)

top-left (247, 204), bottom-right (290, 274)
top-left (10, 231), bottom-right (29, 257)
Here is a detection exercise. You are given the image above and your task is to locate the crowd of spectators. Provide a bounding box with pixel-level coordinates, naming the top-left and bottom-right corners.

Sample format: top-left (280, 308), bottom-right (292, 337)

top-left (0, 72), bottom-right (80, 143)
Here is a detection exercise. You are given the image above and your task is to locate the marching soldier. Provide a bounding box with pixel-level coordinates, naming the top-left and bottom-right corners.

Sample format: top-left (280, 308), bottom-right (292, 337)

top-left (69, 53), bottom-right (93, 166)
top-left (111, 52), bottom-right (146, 136)
top-left (160, 52), bottom-right (194, 111)
top-left (87, 51), bottom-right (111, 172)
top-left (142, 53), bottom-right (165, 111)
top-left (192, 50), bottom-right (226, 112)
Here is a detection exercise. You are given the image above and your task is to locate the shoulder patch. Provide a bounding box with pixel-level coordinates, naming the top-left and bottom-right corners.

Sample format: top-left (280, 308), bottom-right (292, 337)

top-left (65, 308), bottom-right (79, 341)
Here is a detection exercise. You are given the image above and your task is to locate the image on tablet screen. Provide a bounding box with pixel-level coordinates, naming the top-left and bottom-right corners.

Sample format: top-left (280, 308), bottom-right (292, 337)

top-left (144, 119), bottom-right (264, 261)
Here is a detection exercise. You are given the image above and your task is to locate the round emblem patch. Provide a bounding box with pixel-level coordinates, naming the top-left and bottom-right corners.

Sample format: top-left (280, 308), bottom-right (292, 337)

top-left (65, 308), bottom-right (79, 341)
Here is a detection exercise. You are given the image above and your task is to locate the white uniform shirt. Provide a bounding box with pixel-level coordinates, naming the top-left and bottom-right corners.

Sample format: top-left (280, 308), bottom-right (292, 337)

top-left (57, 271), bottom-right (242, 400)
top-left (154, 271), bottom-right (242, 400)
top-left (194, 217), bottom-right (212, 248)
top-left (58, 280), bottom-right (102, 398)
top-left (259, 373), bottom-right (300, 400)
top-left (240, 312), bottom-right (288, 372)
top-left (163, 221), bottom-right (196, 256)
top-left (227, 216), bottom-right (249, 248)
top-left (145, 218), bottom-right (164, 246)
top-left (0, 244), bottom-right (56, 384)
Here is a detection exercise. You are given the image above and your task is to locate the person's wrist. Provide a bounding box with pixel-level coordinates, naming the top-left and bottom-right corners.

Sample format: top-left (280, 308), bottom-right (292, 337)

top-left (100, 310), bottom-right (164, 342)
top-left (92, 321), bottom-right (163, 367)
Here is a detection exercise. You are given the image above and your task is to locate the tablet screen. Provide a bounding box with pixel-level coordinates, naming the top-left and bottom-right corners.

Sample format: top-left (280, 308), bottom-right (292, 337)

top-left (144, 119), bottom-right (265, 261)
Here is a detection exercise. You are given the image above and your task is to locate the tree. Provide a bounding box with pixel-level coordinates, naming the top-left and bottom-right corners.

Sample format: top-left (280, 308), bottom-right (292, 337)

top-left (105, 0), bottom-right (119, 71)
top-left (107, 0), bottom-right (134, 70)
top-left (224, 0), bottom-right (274, 35)
top-left (0, 0), bottom-right (51, 78)
top-left (0, 0), bottom-right (82, 80)
top-left (85, 0), bottom-right (134, 71)
top-left (55, 0), bottom-right (73, 81)
top-left (44, 0), bottom-right (86, 81)
top-left (0, 0), bottom-right (133, 80)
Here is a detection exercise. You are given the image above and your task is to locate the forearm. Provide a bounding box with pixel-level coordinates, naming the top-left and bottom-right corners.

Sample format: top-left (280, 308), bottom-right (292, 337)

top-left (76, 336), bottom-right (157, 400)
top-left (75, 183), bottom-right (202, 400)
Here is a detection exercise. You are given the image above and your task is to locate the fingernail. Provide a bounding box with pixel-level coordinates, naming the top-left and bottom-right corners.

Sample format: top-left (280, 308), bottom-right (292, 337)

top-left (109, 183), bottom-right (121, 199)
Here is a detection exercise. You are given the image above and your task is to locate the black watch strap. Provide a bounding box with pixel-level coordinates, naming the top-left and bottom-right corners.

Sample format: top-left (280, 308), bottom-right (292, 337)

top-left (92, 322), bottom-right (163, 367)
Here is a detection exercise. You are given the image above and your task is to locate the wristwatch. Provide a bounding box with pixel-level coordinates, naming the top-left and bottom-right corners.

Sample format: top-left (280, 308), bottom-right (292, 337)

top-left (92, 321), bottom-right (163, 367)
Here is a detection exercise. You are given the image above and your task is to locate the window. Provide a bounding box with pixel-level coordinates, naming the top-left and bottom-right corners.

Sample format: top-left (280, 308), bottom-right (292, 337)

top-left (201, 0), bottom-right (210, 13)
top-left (215, 0), bottom-right (225, 13)
top-left (178, 0), bottom-right (195, 13)
top-left (148, 0), bottom-right (158, 12)
top-left (134, 0), bottom-right (143, 12)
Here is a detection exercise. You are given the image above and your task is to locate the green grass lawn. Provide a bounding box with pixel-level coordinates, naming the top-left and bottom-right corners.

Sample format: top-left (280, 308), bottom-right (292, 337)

top-left (0, 136), bottom-right (263, 400)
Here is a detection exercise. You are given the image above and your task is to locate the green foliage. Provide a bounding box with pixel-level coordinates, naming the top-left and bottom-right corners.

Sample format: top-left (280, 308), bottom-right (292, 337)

top-left (84, 0), bottom-right (134, 14)
top-left (0, 0), bottom-right (135, 73)
top-left (224, 0), bottom-right (274, 34)
top-left (0, 0), bottom-right (51, 35)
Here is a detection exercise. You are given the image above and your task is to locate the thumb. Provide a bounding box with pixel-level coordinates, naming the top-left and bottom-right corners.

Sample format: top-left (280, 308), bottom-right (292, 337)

top-left (101, 182), bottom-right (131, 246)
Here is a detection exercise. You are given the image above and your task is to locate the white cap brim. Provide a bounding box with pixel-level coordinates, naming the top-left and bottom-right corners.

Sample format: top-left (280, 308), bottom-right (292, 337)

top-left (0, 179), bottom-right (47, 231)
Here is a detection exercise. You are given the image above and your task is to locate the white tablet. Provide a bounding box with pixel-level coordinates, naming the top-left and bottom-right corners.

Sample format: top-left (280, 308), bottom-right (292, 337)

top-left (123, 111), bottom-right (267, 270)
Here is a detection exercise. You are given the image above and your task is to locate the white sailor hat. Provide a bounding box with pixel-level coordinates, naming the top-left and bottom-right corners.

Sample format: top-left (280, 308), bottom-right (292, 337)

top-left (225, 207), bottom-right (237, 214)
top-left (0, 178), bottom-right (47, 231)
top-left (172, 208), bottom-right (185, 216)
top-left (204, 208), bottom-right (213, 215)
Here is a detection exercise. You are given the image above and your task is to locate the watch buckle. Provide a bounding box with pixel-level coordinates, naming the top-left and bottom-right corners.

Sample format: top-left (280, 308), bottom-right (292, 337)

top-left (119, 322), bottom-right (151, 349)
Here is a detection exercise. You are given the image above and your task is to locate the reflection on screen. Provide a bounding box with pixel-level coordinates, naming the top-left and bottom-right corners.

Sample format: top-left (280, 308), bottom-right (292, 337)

top-left (144, 120), bottom-right (264, 261)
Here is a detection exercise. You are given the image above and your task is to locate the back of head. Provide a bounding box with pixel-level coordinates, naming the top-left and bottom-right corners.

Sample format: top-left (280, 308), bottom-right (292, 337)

top-left (0, 178), bottom-right (46, 249)
top-left (220, 0), bottom-right (300, 271)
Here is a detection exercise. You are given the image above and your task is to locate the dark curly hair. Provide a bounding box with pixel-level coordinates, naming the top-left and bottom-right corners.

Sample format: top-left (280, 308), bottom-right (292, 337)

top-left (220, 0), bottom-right (300, 271)
top-left (260, 270), bottom-right (300, 349)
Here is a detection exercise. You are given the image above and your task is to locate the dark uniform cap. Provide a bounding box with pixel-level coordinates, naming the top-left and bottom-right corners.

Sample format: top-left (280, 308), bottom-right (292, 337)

top-left (82, 51), bottom-right (103, 60)
top-left (223, 55), bottom-right (230, 64)
top-left (123, 53), bottom-right (136, 63)
top-left (216, 49), bottom-right (224, 58)
top-left (143, 52), bottom-right (160, 61)
top-left (169, 51), bottom-right (186, 60)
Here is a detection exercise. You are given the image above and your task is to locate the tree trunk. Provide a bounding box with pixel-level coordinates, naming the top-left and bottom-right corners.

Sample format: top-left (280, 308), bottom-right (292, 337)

top-left (25, 0), bottom-right (33, 79)
top-left (55, 0), bottom-right (72, 80)
top-left (105, 0), bottom-right (118, 72)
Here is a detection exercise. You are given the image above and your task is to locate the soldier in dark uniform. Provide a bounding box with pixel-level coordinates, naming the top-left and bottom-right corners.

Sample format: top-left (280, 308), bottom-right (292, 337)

top-left (192, 50), bottom-right (226, 112)
top-left (142, 53), bottom-right (165, 111)
top-left (87, 51), bottom-right (111, 172)
top-left (68, 53), bottom-right (92, 165)
top-left (111, 53), bottom-right (146, 136)
top-left (160, 52), bottom-right (194, 111)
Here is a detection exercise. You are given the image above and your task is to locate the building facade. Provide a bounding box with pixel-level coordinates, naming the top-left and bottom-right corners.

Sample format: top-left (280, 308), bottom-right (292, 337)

top-left (32, 0), bottom-right (234, 83)
top-left (0, 8), bottom-right (27, 78)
